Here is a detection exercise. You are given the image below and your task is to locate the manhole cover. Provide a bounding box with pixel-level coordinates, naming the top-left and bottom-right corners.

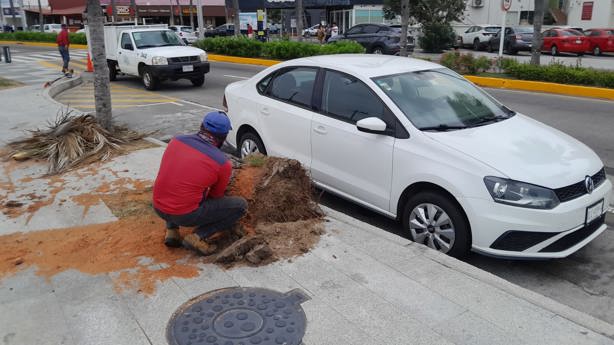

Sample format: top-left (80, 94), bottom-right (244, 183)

top-left (167, 287), bottom-right (310, 345)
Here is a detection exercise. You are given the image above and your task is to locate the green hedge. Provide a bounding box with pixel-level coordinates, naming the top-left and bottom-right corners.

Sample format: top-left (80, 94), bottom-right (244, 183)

top-left (0, 32), bottom-right (87, 45)
top-left (440, 52), bottom-right (492, 75)
top-left (195, 36), bottom-right (364, 60)
top-left (502, 59), bottom-right (614, 88)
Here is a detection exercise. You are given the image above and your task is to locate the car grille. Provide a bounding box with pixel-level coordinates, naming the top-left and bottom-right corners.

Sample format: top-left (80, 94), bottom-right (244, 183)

top-left (539, 214), bottom-right (606, 252)
top-left (168, 56), bottom-right (199, 64)
top-left (490, 230), bottom-right (557, 251)
top-left (554, 168), bottom-right (606, 203)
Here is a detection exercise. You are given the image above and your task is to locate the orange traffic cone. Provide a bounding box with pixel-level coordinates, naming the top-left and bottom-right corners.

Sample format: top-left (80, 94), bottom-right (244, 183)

top-left (86, 52), bottom-right (93, 72)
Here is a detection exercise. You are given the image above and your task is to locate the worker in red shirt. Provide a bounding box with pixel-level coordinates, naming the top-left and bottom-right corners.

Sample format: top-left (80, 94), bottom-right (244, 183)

top-left (153, 112), bottom-right (247, 255)
top-left (56, 24), bottom-right (70, 74)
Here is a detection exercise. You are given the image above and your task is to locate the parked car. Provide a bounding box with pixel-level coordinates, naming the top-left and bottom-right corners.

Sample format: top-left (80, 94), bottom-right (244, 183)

top-left (303, 24), bottom-right (320, 37)
top-left (169, 25), bottom-right (198, 44)
top-left (205, 23), bottom-right (247, 37)
top-left (224, 55), bottom-right (611, 259)
top-left (328, 23), bottom-right (414, 55)
top-left (487, 26), bottom-right (534, 54)
top-left (542, 28), bottom-right (589, 56)
top-left (459, 25), bottom-right (501, 50)
top-left (584, 28), bottom-right (614, 55)
top-left (43, 24), bottom-right (63, 33)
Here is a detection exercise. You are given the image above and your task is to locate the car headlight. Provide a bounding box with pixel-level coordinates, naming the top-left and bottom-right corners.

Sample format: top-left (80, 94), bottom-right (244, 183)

top-left (484, 176), bottom-right (560, 209)
top-left (151, 56), bottom-right (168, 65)
top-left (199, 52), bottom-right (208, 62)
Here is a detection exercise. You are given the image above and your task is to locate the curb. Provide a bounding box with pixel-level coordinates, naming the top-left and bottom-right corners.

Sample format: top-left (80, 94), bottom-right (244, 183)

top-left (465, 75), bottom-right (614, 101)
top-left (322, 205), bottom-right (614, 339)
top-left (0, 40), bottom-right (88, 49)
top-left (207, 54), bottom-right (280, 67)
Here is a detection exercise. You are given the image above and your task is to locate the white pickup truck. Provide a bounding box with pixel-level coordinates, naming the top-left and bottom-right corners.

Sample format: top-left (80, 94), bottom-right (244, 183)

top-left (88, 24), bottom-right (210, 90)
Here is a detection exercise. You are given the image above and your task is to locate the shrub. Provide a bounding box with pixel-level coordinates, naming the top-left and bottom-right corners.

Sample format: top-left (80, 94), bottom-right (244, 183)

top-left (439, 52), bottom-right (493, 75)
top-left (419, 22), bottom-right (456, 53)
top-left (0, 32), bottom-right (87, 45)
top-left (195, 37), bottom-right (364, 60)
top-left (502, 61), bottom-right (614, 88)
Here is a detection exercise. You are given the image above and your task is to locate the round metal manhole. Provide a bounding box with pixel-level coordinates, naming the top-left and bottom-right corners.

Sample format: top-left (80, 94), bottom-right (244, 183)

top-left (167, 287), bottom-right (310, 345)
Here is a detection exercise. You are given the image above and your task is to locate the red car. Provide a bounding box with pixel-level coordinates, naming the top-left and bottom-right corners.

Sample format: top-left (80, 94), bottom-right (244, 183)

top-left (541, 28), bottom-right (589, 56)
top-left (584, 28), bottom-right (614, 55)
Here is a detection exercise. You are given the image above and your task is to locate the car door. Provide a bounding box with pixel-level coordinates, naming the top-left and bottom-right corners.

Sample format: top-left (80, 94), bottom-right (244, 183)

top-left (345, 25), bottom-right (364, 45)
top-left (257, 66), bottom-right (317, 167)
top-left (542, 30), bottom-right (552, 51)
top-left (117, 32), bottom-right (138, 75)
top-left (361, 24), bottom-right (381, 50)
top-left (463, 26), bottom-right (477, 46)
top-left (310, 69), bottom-right (395, 212)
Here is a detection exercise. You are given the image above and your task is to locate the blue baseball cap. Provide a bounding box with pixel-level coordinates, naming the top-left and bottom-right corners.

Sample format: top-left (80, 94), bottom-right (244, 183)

top-left (202, 111), bottom-right (232, 135)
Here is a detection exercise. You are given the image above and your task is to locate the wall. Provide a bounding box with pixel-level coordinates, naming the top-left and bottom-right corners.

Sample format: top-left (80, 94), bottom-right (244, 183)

top-left (566, 0), bottom-right (613, 28)
top-left (460, 0), bottom-right (535, 26)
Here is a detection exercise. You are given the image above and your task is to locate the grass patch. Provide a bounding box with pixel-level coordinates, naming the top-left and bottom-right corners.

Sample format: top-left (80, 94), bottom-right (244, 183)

top-left (244, 153), bottom-right (267, 167)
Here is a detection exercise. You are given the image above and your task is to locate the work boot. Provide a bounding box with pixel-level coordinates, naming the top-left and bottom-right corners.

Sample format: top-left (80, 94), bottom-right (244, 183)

top-left (164, 228), bottom-right (182, 248)
top-left (182, 233), bottom-right (217, 256)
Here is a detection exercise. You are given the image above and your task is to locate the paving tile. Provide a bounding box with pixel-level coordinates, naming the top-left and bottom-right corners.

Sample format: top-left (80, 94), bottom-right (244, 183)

top-left (0, 268), bottom-right (55, 304)
top-left (172, 263), bottom-right (239, 298)
top-left (432, 311), bottom-right (527, 345)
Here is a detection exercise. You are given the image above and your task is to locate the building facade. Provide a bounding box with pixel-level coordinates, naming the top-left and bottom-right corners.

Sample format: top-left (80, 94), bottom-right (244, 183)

top-left (566, 0), bottom-right (614, 28)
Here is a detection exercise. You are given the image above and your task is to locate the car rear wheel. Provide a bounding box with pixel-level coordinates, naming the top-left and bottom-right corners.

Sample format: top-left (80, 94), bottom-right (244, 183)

top-left (371, 46), bottom-right (384, 54)
top-left (402, 191), bottom-right (470, 258)
top-left (238, 131), bottom-right (266, 159)
top-left (142, 68), bottom-right (159, 90)
top-left (593, 46), bottom-right (601, 56)
top-left (551, 45), bottom-right (559, 56)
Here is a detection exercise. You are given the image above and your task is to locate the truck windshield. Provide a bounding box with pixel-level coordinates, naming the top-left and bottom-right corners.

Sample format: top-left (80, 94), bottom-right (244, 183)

top-left (132, 30), bottom-right (184, 49)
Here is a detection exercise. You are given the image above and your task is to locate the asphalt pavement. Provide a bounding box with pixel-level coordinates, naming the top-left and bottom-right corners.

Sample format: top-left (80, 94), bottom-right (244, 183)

top-left (5, 45), bottom-right (614, 326)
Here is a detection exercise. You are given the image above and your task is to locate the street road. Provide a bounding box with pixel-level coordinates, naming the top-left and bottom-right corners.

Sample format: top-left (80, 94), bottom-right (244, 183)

top-left (4, 45), bottom-right (614, 325)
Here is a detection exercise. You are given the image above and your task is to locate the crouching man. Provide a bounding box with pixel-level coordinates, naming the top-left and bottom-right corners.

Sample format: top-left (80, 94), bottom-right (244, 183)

top-left (153, 111), bottom-right (247, 255)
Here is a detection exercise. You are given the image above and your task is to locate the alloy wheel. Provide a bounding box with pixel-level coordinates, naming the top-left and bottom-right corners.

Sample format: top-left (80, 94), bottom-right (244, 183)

top-left (593, 46), bottom-right (601, 56)
top-left (143, 72), bottom-right (151, 88)
top-left (409, 203), bottom-right (456, 253)
top-left (240, 138), bottom-right (260, 158)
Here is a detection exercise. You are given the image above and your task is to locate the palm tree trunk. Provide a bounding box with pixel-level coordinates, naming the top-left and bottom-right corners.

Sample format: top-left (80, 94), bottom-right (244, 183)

top-left (232, 0), bottom-right (240, 36)
top-left (189, 0), bottom-right (194, 30)
top-left (130, 0), bottom-right (137, 24)
top-left (530, 0), bottom-right (547, 65)
top-left (296, 0), bottom-right (303, 42)
top-left (37, 0), bottom-right (43, 32)
top-left (177, 0), bottom-right (183, 25)
top-left (399, 0), bottom-right (410, 57)
top-left (110, 0), bottom-right (116, 22)
top-left (86, 0), bottom-right (113, 131)
top-left (8, 0), bottom-right (16, 25)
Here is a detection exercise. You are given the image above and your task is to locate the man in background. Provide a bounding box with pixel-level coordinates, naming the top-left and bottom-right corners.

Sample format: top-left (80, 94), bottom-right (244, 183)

top-left (56, 24), bottom-right (70, 74)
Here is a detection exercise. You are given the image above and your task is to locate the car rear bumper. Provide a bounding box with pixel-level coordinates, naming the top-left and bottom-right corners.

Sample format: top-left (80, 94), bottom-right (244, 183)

top-left (461, 179), bottom-right (612, 259)
top-left (149, 62), bottom-right (210, 80)
top-left (512, 41), bottom-right (532, 51)
top-left (559, 43), bottom-right (590, 53)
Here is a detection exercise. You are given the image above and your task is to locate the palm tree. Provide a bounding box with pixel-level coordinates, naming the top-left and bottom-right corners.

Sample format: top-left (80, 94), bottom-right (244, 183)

top-left (399, 0), bottom-right (410, 56)
top-left (130, 0), bottom-right (138, 24)
top-left (530, 0), bottom-right (547, 65)
top-left (296, 0), bottom-right (303, 41)
top-left (232, 0), bottom-right (240, 36)
top-left (37, 0), bottom-right (43, 32)
top-left (110, 0), bottom-right (116, 22)
top-left (86, 0), bottom-right (113, 131)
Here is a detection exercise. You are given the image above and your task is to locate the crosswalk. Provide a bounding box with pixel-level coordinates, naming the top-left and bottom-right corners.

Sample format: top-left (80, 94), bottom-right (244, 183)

top-left (7, 50), bottom-right (89, 63)
top-left (0, 48), bottom-right (89, 85)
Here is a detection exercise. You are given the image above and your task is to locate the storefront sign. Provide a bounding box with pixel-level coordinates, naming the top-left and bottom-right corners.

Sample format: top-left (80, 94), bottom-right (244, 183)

top-left (2, 7), bottom-right (21, 16)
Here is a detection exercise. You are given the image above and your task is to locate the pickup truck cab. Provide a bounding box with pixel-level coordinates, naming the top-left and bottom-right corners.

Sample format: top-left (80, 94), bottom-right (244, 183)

top-left (98, 25), bottom-right (210, 90)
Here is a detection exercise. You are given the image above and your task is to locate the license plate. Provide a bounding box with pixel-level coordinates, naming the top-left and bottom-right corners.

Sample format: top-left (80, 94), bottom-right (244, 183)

top-left (575, 40), bottom-right (582, 44)
top-left (586, 199), bottom-right (604, 225)
top-left (182, 65), bottom-right (194, 72)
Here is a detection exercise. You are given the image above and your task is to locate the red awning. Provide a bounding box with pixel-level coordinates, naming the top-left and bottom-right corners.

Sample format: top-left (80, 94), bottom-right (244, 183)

top-left (24, 7), bottom-right (54, 15)
top-left (51, 5), bottom-right (86, 15)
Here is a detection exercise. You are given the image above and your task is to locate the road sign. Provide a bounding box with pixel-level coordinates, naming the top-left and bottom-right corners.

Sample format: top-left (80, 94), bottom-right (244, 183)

top-left (502, 0), bottom-right (511, 11)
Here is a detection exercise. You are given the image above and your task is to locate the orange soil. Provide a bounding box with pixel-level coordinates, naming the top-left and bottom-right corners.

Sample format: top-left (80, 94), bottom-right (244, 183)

top-left (228, 166), bottom-right (266, 236)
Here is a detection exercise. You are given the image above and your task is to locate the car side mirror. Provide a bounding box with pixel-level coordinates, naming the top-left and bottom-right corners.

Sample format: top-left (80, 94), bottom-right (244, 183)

top-left (356, 117), bottom-right (387, 134)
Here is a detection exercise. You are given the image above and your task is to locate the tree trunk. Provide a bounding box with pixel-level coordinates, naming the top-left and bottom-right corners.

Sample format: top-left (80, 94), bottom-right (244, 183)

top-left (177, 0), bottom-right (183, 25)
top-left (86, 0), bottom-right (113, 131)
top-left (130, 0), bottom-right (137, 24)
top-left (37, 0), bottom-right (43, 32)
top-left (170, 0), bottom-right (175, 25)
top-left (530, 0), bottom-right (547, 65)
top-left (189, 0), bottom-right (194, 30)
top-left (296, 0), bottom-right (303, 42)
top-left (9, 0), bottom-right (16, 25)
top-left (232, 0), bottom-right (240, 36)
top-left (110, 0), bottom-right (116, 22)
top-left (399, 0), bottom-right (410, 56)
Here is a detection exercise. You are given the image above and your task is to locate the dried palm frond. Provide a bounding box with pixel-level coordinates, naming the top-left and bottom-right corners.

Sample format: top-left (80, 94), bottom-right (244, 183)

top-left (8, 110), bottom-right (144, 175)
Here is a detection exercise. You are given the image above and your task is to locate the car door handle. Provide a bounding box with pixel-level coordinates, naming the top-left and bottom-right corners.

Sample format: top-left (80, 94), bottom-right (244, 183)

top-left (313, 125), bottom-right (327, 135)
top-left (260, 108), bottom-right (269, 116)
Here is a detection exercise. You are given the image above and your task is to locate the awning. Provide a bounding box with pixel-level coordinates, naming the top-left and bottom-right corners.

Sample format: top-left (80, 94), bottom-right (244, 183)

top-left (50, 5), bottom-right (86, 15)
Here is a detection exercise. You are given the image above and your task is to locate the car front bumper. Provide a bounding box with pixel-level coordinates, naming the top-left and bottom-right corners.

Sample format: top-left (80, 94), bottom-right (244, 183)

top-left (461, 179), bottom-right (612, 259)
top-left (148, 62), bottom-right (210, 80)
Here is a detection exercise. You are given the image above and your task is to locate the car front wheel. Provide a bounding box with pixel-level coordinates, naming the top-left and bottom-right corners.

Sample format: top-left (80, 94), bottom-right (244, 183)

top-left (551, 45), bottom-right (559, 56)
top-left (593, 46), bottom-right (601, 56)
top-left (238, 131), bottom-right (266, 159)
top-left (142, 68), bottom-right (159, 90)
top-left (402, 191), bottom-right (470, 258)
top-left (191, 76), bottom-right (205, 87)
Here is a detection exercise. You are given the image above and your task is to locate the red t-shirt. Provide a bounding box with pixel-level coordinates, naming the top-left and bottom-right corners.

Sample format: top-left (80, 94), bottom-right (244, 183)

top-left (153, 134), bottom-right (232, 215)
top-left (56, 29), bottom-right (70, 47)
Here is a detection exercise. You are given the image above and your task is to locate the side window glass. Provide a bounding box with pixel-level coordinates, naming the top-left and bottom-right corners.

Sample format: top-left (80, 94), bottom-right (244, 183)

top-left (268, 67), bottom-right (317, 108)
top-left (321, 70), bottom-right (387, 125)
top-left (257, 73), bottom-right (274, 94)
top-left (121, 33), bottom-right (133, 50)
top-left (505, 28), bottom-right (511, 34)
top-left (347, 26), bottom-right (363, 35)
top-left (363, 25), bottom-right (379, 34)
top-left (592, 30), bottom-right (601, 36)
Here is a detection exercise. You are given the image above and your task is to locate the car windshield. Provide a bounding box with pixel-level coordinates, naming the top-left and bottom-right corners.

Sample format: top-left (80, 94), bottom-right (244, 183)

top-left (515, 27), bottom-right (533, 33)
top-left (373, 68), bottom-right (514, 131)
top-left (132, 30), bottom-right (184, 48)
top-left (180, 27), bottom-right (193, 32)
top-left (562, 29), bottom-right (583, 36)
top-left (485, 26), bottom-right (501, 32)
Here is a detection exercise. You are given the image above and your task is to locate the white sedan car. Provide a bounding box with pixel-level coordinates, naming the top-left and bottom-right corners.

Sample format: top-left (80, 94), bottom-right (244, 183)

top-left (223, 55), bottom-right (611, 259)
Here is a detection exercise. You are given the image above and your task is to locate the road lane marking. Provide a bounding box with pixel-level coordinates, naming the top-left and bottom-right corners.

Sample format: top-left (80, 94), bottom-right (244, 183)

top-left (178, 99), bottom-right (222, 111)
top-left (223, 74), bottom-right (250, 79)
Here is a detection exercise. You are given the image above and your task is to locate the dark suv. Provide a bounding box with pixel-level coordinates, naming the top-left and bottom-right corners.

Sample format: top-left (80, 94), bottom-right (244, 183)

top-left (328, 23), bottom-right (414, 55)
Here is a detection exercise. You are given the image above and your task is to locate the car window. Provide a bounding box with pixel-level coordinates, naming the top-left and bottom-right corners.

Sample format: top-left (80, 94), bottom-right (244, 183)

top-left (169, 26), bottom-right (177, 31)
top-left (321, 70), bottom-right (387, 125)
top-left (363, 25), bottom-right (379, 34)
top-left (505, 28), bottom-right (512, 34)
top-left (485, 26), bottom-right (500, 33)
top-left (607, 30), bottom-right (614, 35)
top-left (589, 30), bottom-right (601, 36)
top-left (346, 26), bottom-right (363, 35)
top-left (562, 29), bottom-right (582, 36)
top-left (515, 27), bottom-right (533, 33)
top-left (257, 73), bottom-right (274, 94)
top-left (181, 27), bottom-right (193, 32)
top-left (121, 33), bottom-right (133, 50)
top-left (268, 67), bottom-right (317, 108)
top-left (378, 26), bottom-right (390, 32)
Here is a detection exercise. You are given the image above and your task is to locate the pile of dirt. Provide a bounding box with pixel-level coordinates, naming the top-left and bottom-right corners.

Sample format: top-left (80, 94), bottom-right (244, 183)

top-left (0, 154), bottom-right (324, 295)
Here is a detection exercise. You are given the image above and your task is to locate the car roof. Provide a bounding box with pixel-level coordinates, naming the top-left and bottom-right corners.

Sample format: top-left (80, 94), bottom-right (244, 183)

top-left (277, 54), bottom-right (443, 78)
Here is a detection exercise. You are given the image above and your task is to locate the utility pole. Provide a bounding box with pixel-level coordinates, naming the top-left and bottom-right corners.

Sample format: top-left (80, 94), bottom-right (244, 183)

top-left (196, 0), bottom-right (204, 39)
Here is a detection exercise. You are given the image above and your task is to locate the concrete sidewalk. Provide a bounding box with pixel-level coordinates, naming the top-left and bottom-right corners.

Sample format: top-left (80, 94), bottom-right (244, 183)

top-left (1, 78), bottom-right (614, 345)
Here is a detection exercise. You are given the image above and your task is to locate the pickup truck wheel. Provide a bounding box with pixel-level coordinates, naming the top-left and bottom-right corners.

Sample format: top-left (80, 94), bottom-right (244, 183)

top-left (142, 69), bottom-right (159, 90)
top-left (191, 76), bottom-right (205, 87)
top-left (108, 61), bottom-right (117, 81)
